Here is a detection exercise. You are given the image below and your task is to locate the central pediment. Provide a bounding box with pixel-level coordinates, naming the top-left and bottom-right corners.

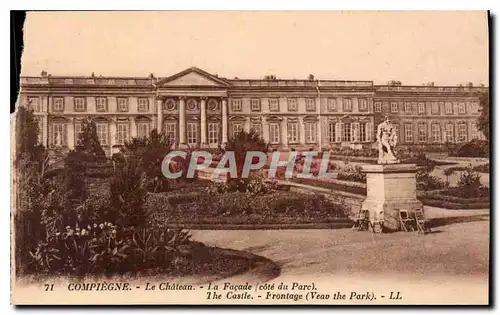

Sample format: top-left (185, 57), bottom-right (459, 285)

top-left (157, 67), bottom-right (231, 87)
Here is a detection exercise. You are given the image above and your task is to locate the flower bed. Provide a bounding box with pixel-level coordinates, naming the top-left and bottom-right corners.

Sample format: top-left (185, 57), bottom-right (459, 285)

top-left (146, 190), bottom-right (349, 225)
top-left (418, 188), bottom-right (490, 209)
top-left (473, 163), bottom-right (490, 174)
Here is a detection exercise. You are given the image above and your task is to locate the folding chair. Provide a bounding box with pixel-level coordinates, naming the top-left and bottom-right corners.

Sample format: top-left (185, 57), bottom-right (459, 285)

top-left (398, 209), bottom-right (415, 232)
top-left (352, 209), bottom-right (371, 231)
top-left (414, 208), bottom-right (431, 234)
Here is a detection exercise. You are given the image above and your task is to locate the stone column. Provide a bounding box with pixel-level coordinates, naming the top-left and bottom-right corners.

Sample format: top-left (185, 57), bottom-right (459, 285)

top-left (262, 116), bottom-right (270, 143)
top-left (222, 98), bottom-right (228, 143)
top-left (67, 118), bottom-right (75, 150)
top-left (109, 119), bottom-right (117, 155)
top-left (179, 97), bottom-right (186, 144)
top-left (317, 117), bottom-right (322, 150)
top-left (200, 97), bottom-right (207, 146)
top-left (244, 117), bottom-right (251, 132)
top-left (299, 117), bottom-right (306, 145)
top-left (281, 117), bottom-right (288, 147)
top-left (130, 118), bottom-right (137, 138)
top-left (156, 98), bottom-right (163, 132)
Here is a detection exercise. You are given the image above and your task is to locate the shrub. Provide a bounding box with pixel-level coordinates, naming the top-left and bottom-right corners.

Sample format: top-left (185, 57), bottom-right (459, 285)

top-left (452, 140), bottom-right (490, 158)
top-left (337, 165), bottom-right (366, 183)
top-left (416, 166), bottom-right (447, 190)
top-left (455, 168), bottom-right (484, 198)
top-left (27, 221), bottom-right (194, 277)
top-left (109, 157), bottom-right (148, 229)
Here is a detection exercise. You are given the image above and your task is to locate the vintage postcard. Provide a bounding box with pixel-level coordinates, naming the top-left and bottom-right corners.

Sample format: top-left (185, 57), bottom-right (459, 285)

top-left (11, 11), bottom-right (490, 305)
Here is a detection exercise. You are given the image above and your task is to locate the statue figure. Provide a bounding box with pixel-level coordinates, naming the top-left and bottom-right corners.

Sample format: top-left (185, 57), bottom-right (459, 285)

top-left (376, 117), bottom-right (400, 164)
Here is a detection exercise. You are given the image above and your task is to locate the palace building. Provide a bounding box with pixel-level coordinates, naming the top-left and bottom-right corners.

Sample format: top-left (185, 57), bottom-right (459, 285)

top-left (18, 67), bottom-right (487, 156)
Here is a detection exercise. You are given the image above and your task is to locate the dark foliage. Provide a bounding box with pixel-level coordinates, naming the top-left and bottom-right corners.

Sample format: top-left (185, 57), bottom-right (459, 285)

top-left (477, 91), bottom-right (490, 140)
top-left (452, 139), bottom-right (490, 158)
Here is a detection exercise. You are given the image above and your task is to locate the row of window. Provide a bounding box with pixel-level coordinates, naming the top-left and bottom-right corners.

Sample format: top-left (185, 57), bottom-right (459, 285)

top-left (49, 120), bottom-right (481, 147)
top-left (231, 97), bottom-right (369, 113)
top-left (229, 121), bottom-right (373, 144)
top-left (28, 96), bottom-right (150, 113)
top-left (393, 123), bottom-right (478, 143)
top-left (374, 101), bottom-right (479, 115)
top-left (51, 121), bottom-right (151, 147)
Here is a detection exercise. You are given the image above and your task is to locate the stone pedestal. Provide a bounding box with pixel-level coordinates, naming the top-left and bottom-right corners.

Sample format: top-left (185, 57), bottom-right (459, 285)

top-left (361, 164), bottom-right (423, 232)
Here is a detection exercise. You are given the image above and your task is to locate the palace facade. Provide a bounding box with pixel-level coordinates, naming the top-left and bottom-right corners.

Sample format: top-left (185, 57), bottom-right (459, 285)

top-left (18, 67), bottom-right (487, 156)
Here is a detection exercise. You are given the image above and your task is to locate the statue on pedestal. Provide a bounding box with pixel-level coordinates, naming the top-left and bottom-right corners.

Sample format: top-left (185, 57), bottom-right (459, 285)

top-left (376, 117), bottom-right (400, 164)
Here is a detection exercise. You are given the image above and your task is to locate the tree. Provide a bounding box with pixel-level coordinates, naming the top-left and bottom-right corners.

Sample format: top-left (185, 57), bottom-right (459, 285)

top-left (223, 129), bottom-right (269, 179)
top-left (477, 91), bottom-right (490, 140)
top-left (76, 118), bottom-right (106, 158)
top-left (14, 106), bottom-right (51, 273)
top-left (121, 128), bottom-right (174, 192)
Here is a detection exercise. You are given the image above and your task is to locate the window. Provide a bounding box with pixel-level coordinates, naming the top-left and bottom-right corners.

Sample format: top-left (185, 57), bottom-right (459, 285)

top-left (137, 122), bottom-right (150, 139)
top-left (231, 122), bottom-right (243, 137)
top-left (269, 123), bottom-right (280, 144)
top-left (445, 123), bottom-right (454, 142)
top-left (138, 98), bottom-right (149, 112)
top-left (117, 98), bottom-right (128, 112)
top-left (343, 98), bottom-right (352, 111)
top-left (305, 122), bottom-right (317, 143)
top-left (404, 102), bottom-right (412, 113)
top-left (458, 102), bottom-right (466, 114)
top-left (28, 96), bottom-right (40, 112)
top-left (187, 122), bottom-right (198, 144)
top-left (390, 102), bottom-right (398, 113)
top-left (96, 123), bottom-right (109, 146)
top-left (327, 99), bottom-right (336, 112)
top-left (431, 102), bottom-right (439, 114)
top-left (74, 122), bottom-right (82, 145)
top-left (445, 102), bottom-right (453, 114)
top-left (471, 123), bottom-right (479, 140)
top-left (328, 122), bottom-right (336, 143)
top-left (471, 101), bottom-right (479, 113)
top-left (52, 122), bottom-right (66, 146)
top-left (431, 124), bottom-right (441, 143)
top-left (287, 98), bottom-right (298, 111)
top-left (165, 122), bottom-right (177, 141)
top-left (305, 98), bottom-right (316, 112)
top-left (418, 123), bottom-right (427, 142)
top-left (374, 102), bottom-right (382, 113)
top-left (418, 103), bottom-right (425, 114)
top-left (208, 122), bottom-right (219, 144)
top-left (342, 122), bottom-right (351, 142)
top-left (458, 123), bottom-right (467, 142)
top-left (250, 99), bottom-right (261, 112)
top-left (269, 98), bottom-right (280, 112)
top-left (359, 122), bottom-right (367, 142)
top-left (359, 99), bottom-right (368, 111)
top-left (250, 122), bottom-right (261, 135)
top-left (116, 123), bottom-right (129, 145)
top-left (95, 97), bottom-right (107, 112)
top-left (53, 97), bottom-right (65, 111)
top-left (287, 122), bottom-right (299, 143)
top-left (404, 124), bottom-right (413, 143)
top-left (232, 99), bottom-right (242, 111)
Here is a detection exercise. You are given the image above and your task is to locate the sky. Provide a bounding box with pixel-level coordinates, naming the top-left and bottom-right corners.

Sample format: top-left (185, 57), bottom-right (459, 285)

top-left (20, 11), bottom-right (489, 85)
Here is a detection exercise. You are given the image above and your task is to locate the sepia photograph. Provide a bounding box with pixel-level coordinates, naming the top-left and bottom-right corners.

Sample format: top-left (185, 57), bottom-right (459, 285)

top-left (10, 10), bottom-right (490, 305)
